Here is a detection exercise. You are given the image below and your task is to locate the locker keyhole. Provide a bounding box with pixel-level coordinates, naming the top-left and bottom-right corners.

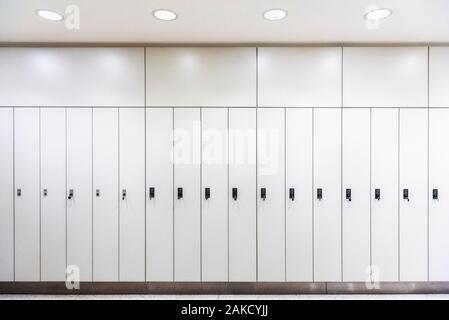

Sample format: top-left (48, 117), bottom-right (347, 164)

top-left (205, 187), bottom-right (211, 200)
top-left (289, 188), bottom-right (295, 201)
top-left (403, 189), bottom-right (409, 202)
top-left (433, 189), bottom-right (439, 200)
top-left (177, 187), bottom-right (183, 200)
top-left (43, 189), bottom-right (48, 197)
top-left (232, 188), bottom-right (238, 201)
top-left (317, 188), bottom-right (323, 200)
top-left (96, 189), bottom-right (100, 197)
top-left (375, 189), bottom-right (381, 201)
top-left (346, 188), bottom-right (352, 202)
top-left (122, 189), bottom-right (127, 200)
top-left (149, 187), bottom-right (155, 199)
top-left (68, 189), bottom-right (74, 200)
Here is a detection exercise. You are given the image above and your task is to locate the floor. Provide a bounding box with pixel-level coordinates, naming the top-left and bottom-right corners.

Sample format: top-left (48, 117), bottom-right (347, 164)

top-left (1, 294), bottom-right (449, 300)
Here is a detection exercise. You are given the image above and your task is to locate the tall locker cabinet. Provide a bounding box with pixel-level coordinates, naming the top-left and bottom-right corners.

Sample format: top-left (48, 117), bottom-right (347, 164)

top-left (0, 108), bottom-right (14, 281)
top-left (40, 108), bottom-right (66, 281)
top-left (342, 109), bottom-right (371, 281)
top-left (173, 108), bottom-right (201, 281)
top-left (371, 109), bottom-right (399, 281)
top-left (93, 108), bottom-right (119, 281)
top-left (119, 108), bottom-right (146, 281)
top-left (313, 108), bottom-right (342, 282)
top-left (229, 108), bottom-right (257, 281)
top-left (285, 108), bottom-right (313, 282)
top-left (66, 108), bottom-right (93, 281)
top-left (14, 108), bottom-right (40, 281)
top-left (146, 108), bottom-right (174, 281)
top-left (429, 109), bottom-right (449, 281)
top-left (201, 108), bottom-right (228, 281)
top-left (257, 108), bottom-right (285, 281)
top-left (399, 108), bottom-right (428, 281)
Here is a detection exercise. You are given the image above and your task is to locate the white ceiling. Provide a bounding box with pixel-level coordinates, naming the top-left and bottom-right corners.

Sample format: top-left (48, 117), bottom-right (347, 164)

top-left (0, 0), bottom-right (448, 44)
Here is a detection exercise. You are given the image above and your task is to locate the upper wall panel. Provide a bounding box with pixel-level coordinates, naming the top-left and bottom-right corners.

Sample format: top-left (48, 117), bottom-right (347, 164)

top-left (430, 47), bottom-right (449, 107)
top-left (343, 47), bottom-right (428, 108)
top-left (0, 48), bottom-right (145, 107)
top-left (146, 48), bottom-right (256, 107)
top-left (258, 48), bottom-right (342, 107)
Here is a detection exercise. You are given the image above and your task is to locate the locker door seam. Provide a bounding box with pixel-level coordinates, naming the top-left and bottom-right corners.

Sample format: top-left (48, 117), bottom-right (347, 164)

top-left (144, 106), bottom-right (147, 282)
top-left (311, 108), bottom-right (315, 282)
top-left (118, 108), bottom-right (121, 281)
top-left (13, 107), bottom-right (16, 281)
top-left (398, 108), bottom-right (401, 281)
top-left (200, 107), bottom-right (203, 282)
top-left (427, 46), bottom-right (430, 281)
top-left (39, 107), bottom-right (42, 281)
top-left (284, 107), bottom-right (287, 282)
top-left (369, 108), bottom-right (373, 282)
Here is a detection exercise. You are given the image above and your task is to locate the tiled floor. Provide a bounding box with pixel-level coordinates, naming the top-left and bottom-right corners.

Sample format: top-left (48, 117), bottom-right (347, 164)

top-left (1, 294), bottom-right (449, 300)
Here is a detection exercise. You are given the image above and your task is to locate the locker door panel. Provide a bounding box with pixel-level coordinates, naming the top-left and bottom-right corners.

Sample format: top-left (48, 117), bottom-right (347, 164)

top-left (146, 108), bottom-right (174, 281)
top-left (313, 108), bottom-right (341, 282)
top-left (399, 108), bottom-right (428, 281)
top-left (67, 108), bottom-right (93, 281)
top-left (41, 108), bottom-right (66, 281)
top-left (257, 108), bottom-right (285, 281)
top-left (202, 108), bottom-right (228, 281)
top-left (14, 108), bottom-right (40, 281)
top-left (0, 108), bottom-right (14, 281)
top-left (119, 108), bottom-right (146, 281)
top-left (229, 108), bottom-right (257, 281)
top-left (93, 108), bottom-right (119, 281)
top-left (174, 108), bottom-right (201, 281)
top-left (371, 109), bottom-right (399, 281)
top-left (342, 109), bottom-right (371, 281)
top-left (285, 108), bottom-right (313, 282)
top-left (429, 109), bottom-right (449, 281)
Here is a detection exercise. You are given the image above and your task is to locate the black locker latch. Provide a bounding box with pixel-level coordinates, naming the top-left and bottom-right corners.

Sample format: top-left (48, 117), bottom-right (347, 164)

top-left (149, 187), bottom-right (155, 199)
top-left (375, 188), bottom-right (380, 200)
top-left (317, 188), bottom-right (323, 200)
top-left (346, 188), bottom-right (352, 202)
top-left (177, 187), bottom-right (183, 200)
top-left (261, 188), bottom-right (266, 201)
top-left (205, 187), bottom-right (211, 200)
top-left (232, 188), bottom-right (238, 201)
top-left (289, 188), bottom-right (295, 201)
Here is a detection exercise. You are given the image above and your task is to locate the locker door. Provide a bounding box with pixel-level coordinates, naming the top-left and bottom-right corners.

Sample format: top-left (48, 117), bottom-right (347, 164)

top-left (174, 108), bottom-right (201, 281)
top-left (14, 108), bottom-right (40, 281)
top-left (313, 108), bottom-right (341, 282)
top-left (285, 108), bottom-right (313, 282)
top-left (257, 108), bottom-right (285, 281)
top-left (93, 108), bottom-right (119, 281)
top-left (119, 108), bottom-right (146, 281)
top-left (399, 108), bottom-right (428, 281)
top-left (202, 108), bottom-right (228, 281)
top-left (146, 108), bottom-right (174, 281)
top-left (342, 109), bottom-right (371, 281)
top-left (41, 108), bottom-right (66, 281)
top-left (67, 108), bottom-right (93, 281)
top-left (0, 108), bottom-right (14, 281)
top-left (229, 108), bottom-right (257, 281)
top-left (429, 109), bottom-right (449, 281)
top-left (371, 109), bottom-right (399, 281)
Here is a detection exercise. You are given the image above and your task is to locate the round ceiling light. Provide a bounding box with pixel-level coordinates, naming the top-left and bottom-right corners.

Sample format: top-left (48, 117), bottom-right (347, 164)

top-left (263, 8), bottom-right (287, 21)
top-left (364, 8), bottom-right (392, 21)
top-left (36, 9), bottom-right (64, 22)
top-left (153, 9), bottom-right (177, 21)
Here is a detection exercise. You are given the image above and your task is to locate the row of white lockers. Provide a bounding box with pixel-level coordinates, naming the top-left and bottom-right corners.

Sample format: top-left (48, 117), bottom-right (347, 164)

top-left (0, 106), bottom-right (448, 283)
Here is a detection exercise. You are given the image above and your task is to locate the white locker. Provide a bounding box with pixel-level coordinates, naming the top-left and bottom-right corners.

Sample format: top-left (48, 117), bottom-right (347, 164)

top-left (146, 108), bottom-right (174, 281)
top-left (371, 109), bottom-right (399, 282)
top-left (285, 108), bottom-right (313, 282)
top-left (313, 108), bottom-right (341, 282)
top-left (229, 108), bottom-right (257, 281)
top-left (40, 108), bottom-right (66, 281)
top-left (201, 108), bottom-right (228, 281)
top-left (14, 108), bottom-right (40, 281)
top-left (67, 108), bottom-right (93, 281)
top-left (119, 108), bottom-right (146, 281)
top-left (429, 109), bottom-right (449, 281)
top-left (0, 108), bottom-right (14, 281)
top-left (174, 108), bottom-right (201, 281)
top-left (93, 108), bottom-right (119, 281)
top-left (342, 109), bottom-right (371, 281)
top-left (399, 108), bottom-right (428, 281)
top-left (257, 108), bottom-right (285, 281)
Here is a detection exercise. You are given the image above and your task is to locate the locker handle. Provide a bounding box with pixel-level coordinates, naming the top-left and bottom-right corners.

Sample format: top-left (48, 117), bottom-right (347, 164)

top-left (232, 188), bottom-right (238, 201)
top-left (433, 189), bottom-right (439, 200)
top-left (261, 188), bottom-right (267, 201)
top-left (375, 188), bottom-right (381, 201)
top-left (149, 187), bottom-right (155, 199)
top-left (346, 188), bottom-right (352, 202)
top-left (403, 189), bottom-right (409, 202)
top-left (177, 187), bottom-right (183, 200)
top-left (43, 189), bottom-right (48, 197)
top-left (96, 189), bottom-right (100, 197)
top-left (68, 189), bottom-right (74, 200)
top-left (205, 187), bottom-right (211, 200)
top-left (17, 189), bottom-right (21, 197)
top-left (289, 188), bottom-right (295, 201)
top-left (122, 189), bottom-right (127, 200)
top-left (317, 188), bottom-right (323, 200)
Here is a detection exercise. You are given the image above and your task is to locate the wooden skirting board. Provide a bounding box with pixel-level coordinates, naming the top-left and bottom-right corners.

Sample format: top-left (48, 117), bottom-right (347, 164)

top-left (1, 282), bottom-right (449, 295)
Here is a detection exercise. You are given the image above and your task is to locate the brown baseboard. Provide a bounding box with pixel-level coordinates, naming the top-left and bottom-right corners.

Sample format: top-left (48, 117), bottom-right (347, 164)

top-left (1, 282), bottom-right (449, 295)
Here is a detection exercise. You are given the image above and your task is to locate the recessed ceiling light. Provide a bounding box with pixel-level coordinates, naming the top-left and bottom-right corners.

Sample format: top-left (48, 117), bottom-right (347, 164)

top-left (36, 9), bottom-right (64, 22)
top-left (153, 9), bottom-right (177, 21)
top-left (364, 8), bottom-right (392, 21)
top-left (263, 8), bottom-right (287, 21)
